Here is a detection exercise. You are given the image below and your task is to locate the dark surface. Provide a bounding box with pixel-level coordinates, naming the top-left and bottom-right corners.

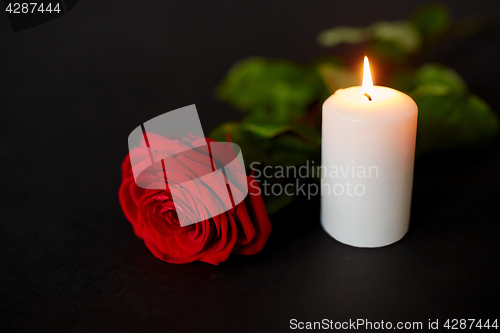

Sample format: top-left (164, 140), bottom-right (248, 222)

top-left (1, 0), bottom-right (500, 332)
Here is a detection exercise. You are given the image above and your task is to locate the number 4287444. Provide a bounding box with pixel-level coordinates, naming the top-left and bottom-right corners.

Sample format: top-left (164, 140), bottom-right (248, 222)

top-left (5, 3), bottom-right (61, 14)
top-left (444, 319), bottom-right (498, 330)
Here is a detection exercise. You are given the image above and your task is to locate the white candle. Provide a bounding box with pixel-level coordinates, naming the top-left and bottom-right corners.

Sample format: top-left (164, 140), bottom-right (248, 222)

top-left (321, 57), bottom-right (418, 248)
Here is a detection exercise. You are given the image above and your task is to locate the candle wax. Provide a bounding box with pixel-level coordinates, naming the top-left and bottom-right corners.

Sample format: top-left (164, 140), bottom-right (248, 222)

top-left (321, 86), bottom-right (418, 247)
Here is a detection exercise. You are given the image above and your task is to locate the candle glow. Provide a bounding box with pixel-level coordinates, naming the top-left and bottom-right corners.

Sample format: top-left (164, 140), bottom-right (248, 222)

top-left (362, 56), bottom-right (375, 101)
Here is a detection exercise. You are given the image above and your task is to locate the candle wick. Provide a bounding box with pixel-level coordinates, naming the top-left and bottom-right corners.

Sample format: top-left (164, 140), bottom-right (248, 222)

top-left (364, 93), bottom-right (372, 101)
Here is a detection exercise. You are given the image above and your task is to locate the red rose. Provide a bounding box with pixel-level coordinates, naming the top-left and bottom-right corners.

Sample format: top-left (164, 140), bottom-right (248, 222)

top-left (118, 135), bottom-right (272, 265)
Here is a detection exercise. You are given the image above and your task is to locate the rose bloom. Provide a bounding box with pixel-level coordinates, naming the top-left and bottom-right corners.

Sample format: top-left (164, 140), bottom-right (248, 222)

top-left (119, 134), bottom-right (272, 265)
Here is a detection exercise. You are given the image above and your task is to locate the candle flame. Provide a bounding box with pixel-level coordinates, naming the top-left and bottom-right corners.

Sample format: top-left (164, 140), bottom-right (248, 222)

top-left (362, 56), bottom-right (375, 101)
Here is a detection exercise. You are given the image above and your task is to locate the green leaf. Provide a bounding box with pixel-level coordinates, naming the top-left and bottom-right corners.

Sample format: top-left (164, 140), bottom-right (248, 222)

top-left (241, 122), bottom-right (290, 138)
top-left (209, 121), bottom-right (240, 142)
top-left (318, 20), bottom-right (421, 55)
top-left (209, 121), bottom-right (268, 169)
top-left (367, 40), bottom-right (408, 63)
top-left (241, 118), bottom-right (321, 145)
top-left (414, 63), bottom-right (467, 96)
top-left (264, 191), bottom-right (294, 215)
top-left (216, 57), bottom-right (324, 122)
top-left (407, 63), bottom-right (499, 155)
top-left (267, 135), bottom-right (320, 167)
top-left (371, 21), bottom-right (421, 53)
top-left (389, 69), bottom-right (417, 92)
top-left (410, 3), bottom-right (450, 39)
top-left (317, 26), bottom-right (369, 47)
top-left (289, 124), bottom-right (322, 146)
top-left (414, 91), bottom-right (498, 155)
top-left (317, 63), bottom-right (358, 94)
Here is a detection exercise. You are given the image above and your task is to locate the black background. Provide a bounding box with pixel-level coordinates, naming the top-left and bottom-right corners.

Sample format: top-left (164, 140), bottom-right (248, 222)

top-left (1, 0), bottom-right (500, 332)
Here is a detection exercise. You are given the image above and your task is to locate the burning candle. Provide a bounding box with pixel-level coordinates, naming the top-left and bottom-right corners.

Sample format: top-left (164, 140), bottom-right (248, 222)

top-left (321, 57), bottom-right (418, 247)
